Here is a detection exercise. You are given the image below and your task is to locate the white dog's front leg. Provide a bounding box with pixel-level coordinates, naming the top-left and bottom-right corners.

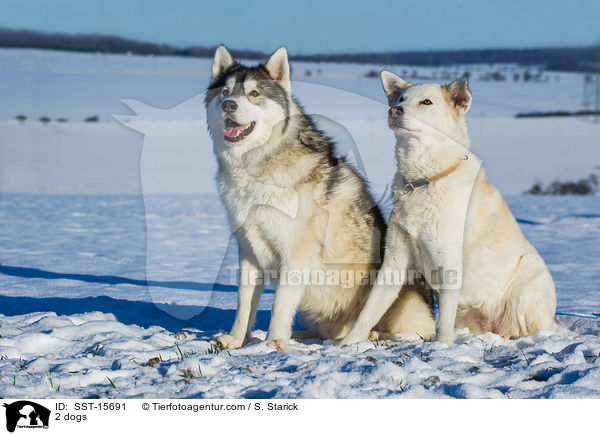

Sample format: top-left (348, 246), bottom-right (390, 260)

top-left (339, 276), bottom-right (401, 346)
top-left (435, 287), bottom-right (461, 345)
top-left (217, 246), bottom-right (264, 349)
top-left (340, 235), bottom-right (410, 346)
top-left (425, 246), bottom-right (463, 346)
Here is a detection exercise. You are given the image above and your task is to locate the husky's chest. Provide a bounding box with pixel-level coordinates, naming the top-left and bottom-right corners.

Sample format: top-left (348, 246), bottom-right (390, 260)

top-left (218, 168), bottom-right (300, 249)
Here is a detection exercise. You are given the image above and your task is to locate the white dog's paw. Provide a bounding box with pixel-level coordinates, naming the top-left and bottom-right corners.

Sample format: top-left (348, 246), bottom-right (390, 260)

top-left (215, 334), bottom-right (245, 349)
top-left (265, 338), bottom-right (289, 351)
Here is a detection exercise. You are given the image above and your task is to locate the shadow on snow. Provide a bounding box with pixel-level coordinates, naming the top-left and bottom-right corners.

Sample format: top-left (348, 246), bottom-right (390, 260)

top-left (0, 264), bottom-right (273, 333)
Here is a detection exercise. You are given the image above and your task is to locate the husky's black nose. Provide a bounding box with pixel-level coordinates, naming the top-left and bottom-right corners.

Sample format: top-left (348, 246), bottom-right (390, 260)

top-left (221, 100), bottom-right (238, 113)
top-left (389, 106), bottom-right (403, 118)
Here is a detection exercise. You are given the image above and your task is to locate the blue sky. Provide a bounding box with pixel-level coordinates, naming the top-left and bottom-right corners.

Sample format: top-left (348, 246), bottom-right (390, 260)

top-left (3, 0), bottom-right (599, 53)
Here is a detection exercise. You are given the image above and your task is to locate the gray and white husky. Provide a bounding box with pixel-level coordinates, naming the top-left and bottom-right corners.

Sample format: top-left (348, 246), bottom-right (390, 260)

top-left (205, 45), bottom-right (435, 350)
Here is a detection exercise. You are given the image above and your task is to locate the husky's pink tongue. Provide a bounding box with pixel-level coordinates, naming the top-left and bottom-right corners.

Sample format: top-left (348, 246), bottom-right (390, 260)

top-left (224, 125), bottom-right (246, 138)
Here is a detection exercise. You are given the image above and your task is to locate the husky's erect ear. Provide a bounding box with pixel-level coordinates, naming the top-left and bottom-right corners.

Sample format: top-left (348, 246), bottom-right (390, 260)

top-left (265, 47), bottom-right (291, 93)
top-left (380, 70), bottom-right (410, 104)
top-left (445, 76), bottom-right (472, 115)
top-left (212, 45), bottom-right (236, 80)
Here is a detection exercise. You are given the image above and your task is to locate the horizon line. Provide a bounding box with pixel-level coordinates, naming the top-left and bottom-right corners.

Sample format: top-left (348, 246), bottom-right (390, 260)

top-left (1, 27), bottom-right (598, 57)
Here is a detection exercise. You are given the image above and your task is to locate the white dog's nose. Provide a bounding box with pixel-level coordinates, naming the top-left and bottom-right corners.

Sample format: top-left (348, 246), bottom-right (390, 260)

top-left (389, 106), bottom-right (403, 117)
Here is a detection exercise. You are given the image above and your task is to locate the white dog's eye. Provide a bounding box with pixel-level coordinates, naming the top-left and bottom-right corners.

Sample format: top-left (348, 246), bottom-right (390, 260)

top-left (222, 88), bottom-right (230, 97)
top-left (420, 99), bottom-right (433, 106)
top-left (249, 90), bottom-right (260, 97)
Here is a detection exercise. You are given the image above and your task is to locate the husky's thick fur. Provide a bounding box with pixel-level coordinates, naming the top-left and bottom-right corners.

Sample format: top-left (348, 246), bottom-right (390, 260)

top-left (341, 72), bottom-right (556, 346)
top-left (205, 46), bottom-right (435, 350)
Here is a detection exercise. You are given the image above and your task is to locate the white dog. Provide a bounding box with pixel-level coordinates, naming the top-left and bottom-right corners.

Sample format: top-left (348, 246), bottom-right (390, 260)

top-left (341, 72), bottom-right (556, 346)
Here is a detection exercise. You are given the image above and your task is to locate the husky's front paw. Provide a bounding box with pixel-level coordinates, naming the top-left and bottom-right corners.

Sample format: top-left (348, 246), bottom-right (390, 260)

top-left (265, 338), bottom-right (289, 351)
top-left (215, 334), bottom-right (245, 349)
top-left (339, 331), bottom-right (368, 347)
top-left (369, 330), bottom-right (385, 341)
top-left (435, 331), bottom-right (455, 346)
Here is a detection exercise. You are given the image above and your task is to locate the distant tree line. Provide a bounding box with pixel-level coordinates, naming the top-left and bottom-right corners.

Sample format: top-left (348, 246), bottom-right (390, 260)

top-left (295, 48), bottom-right (600, 72)
top-left (525, 174), bottom-right (598, 195)
top-left (0, 28), bottom-right (597, 72)
top-left (0, 28), bottom-right (264, 59)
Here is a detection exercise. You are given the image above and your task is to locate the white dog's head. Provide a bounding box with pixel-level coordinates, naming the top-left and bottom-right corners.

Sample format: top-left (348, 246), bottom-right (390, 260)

top-left (380, 70), bottom-right (472, 151)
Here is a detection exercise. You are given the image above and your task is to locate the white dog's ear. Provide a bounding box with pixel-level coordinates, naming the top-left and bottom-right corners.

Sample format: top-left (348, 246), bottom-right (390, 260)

top-left (445, 76), bottom-right (472, 115)
top-left (265, 47), bottom-right (291, 93)
top-left (212, 45), bottom-right (236, 80)
top-left (380, 70), bottom-right (410, 103)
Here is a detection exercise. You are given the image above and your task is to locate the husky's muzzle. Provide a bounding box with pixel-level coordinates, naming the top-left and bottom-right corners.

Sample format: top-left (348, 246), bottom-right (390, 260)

top-left (223, 118), bottom-right (256, 142)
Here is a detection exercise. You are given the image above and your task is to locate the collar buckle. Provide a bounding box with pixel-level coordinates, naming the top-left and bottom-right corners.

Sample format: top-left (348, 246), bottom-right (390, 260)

top-left (402, 182), bottom-right (415, 194)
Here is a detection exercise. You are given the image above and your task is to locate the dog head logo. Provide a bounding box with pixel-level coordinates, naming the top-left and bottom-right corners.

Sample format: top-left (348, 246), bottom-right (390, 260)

top-left (114, 56), bottom-right (390, 319)
top-left (3, 401), bottom-right (50, 433)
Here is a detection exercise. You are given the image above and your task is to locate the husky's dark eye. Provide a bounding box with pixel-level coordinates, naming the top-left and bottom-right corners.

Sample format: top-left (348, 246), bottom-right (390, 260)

top-left (249, 90), bottom-right (260, 98)
top-left (222, 88), bottom-right (230, 97)
top-left (420, 99), bottom-right (433, 105)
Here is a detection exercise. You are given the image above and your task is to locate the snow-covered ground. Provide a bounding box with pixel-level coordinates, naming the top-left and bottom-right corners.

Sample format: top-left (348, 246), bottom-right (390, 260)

top-left (0, 48), bottom-right (599, 398)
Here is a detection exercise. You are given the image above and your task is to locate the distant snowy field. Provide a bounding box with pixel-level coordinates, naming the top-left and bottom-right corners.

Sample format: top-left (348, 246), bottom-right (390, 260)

top-left (0, 49), bottom-right (599, 398)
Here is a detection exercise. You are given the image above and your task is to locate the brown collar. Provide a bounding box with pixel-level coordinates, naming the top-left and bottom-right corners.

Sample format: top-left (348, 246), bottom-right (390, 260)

top-left (399, 155), bottom-right (468, 194)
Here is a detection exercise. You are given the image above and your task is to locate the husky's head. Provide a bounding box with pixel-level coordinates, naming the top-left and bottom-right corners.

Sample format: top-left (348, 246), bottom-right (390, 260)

top-left (380, 70), bottom-right (472, 151)
top-left (205, 45), bottom-right (293, 156)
